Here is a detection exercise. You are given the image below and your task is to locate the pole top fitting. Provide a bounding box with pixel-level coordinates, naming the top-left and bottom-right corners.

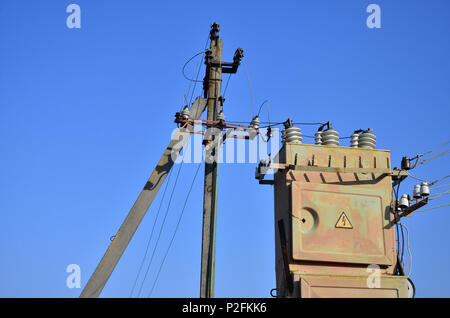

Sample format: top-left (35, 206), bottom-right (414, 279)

top-left (233, 48), bottom-right (244, 64)
top-left (210, 22), bottom-right (220, 40)
top-left (283, 118), bottom-right (293, 129)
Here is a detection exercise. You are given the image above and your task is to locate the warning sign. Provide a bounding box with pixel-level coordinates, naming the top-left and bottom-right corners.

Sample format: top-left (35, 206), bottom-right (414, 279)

top-left (335, 212), bottom-right (353, 229)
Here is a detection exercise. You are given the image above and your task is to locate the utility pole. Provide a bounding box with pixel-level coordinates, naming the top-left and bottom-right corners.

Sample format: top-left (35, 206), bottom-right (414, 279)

top-left (80, 22), bottom-right (242, 298)
top-left (199, 23), bottom-right (243, 298)
top-left (200, 22), bottom-right (222, 298)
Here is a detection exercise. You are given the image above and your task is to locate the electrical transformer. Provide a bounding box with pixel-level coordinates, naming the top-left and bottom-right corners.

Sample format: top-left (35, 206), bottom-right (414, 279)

top-left (270, 143), bottom-right (409, 298)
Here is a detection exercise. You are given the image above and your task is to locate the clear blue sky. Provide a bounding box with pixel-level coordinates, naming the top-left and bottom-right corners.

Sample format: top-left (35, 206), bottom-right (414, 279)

top-left (1, 0), bottom-right (449, 298)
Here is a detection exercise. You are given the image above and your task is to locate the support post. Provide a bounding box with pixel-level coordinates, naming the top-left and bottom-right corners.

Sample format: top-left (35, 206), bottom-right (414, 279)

top-left (200, 22), bottom-right (222, 298)
top-left (79, 97), bottom-right (206, 298)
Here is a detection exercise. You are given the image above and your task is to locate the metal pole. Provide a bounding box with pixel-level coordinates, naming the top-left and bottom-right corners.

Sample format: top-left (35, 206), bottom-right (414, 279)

top-left (200, 22), bottom-right (222, 298)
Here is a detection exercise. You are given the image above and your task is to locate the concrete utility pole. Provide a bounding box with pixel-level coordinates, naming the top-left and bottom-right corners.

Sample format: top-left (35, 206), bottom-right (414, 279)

top-left (200, 22), bottom-right (222, 298)
top-left (80, 22), bottom-right (242, 298)
top-left (79, 97), bottom-right (207, 298)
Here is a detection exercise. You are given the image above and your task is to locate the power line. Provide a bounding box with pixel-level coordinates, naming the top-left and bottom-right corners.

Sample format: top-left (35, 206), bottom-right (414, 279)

top-left (415, 203), bottom-right (450, 213)
top-left (408, 173), bottom-right (428, 183)
top-left (411, 140), bottom-right (449, 160)
top-left (182, 50), bottom-right (207, 83)
top-left (415, 149), bottom-right (450, 167)
top-left (431, 175), bottom-right (450, 186)
top-left (222, 74), bottom-right (232, 98)
top-left (431, 183), bottom-right (450, 190)
top-left (129, 168), bottom-right (174, 297)
top-left (408, 174), bottom-right (450, 186)
top-left (430, 190), bottom-right (450, 200)
top-left (147, 163), bottom-right (202, 297)
top-left (136, 161), bottom-right (185, 297)
top-left (188, 35), bottom-right (211, 107)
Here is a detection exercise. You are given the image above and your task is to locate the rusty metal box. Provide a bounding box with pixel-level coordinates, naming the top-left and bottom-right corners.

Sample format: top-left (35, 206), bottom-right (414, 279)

top-left (297, 274), bottom-right (408, 298)
top-left (271, 143), bottom-right (404, 298)
top-left (291, 181), bottom-right (395, 266)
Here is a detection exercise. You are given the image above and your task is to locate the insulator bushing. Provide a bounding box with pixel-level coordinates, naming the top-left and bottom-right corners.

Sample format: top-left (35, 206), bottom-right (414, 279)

top-left (350, 133), bottom-right (359, 148)
top-left (315, 131), bottom-right (322, 145)
top-left (181, 106), bottom-right (191, 120)
top-left (358, 128), bottom-right (376, 149)
top-left (399, 194), bottom-right (410, 209)
top-left (217, 111), bottom-right (225, 121)
top-left (413, 185), bottom-right (421, 199)
top-left (420, 182), bottom-right (430, 197)
top-left (321, 128), bottom-right (339, 146)
top-left (282, 126), bottom-right (302, 144)
top-left (249, 115), bottom-right (260, 129)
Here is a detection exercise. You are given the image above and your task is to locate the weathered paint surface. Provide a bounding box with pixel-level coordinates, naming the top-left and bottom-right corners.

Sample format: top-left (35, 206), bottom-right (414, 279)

top-left (272, 143), bottom-right (408, 298)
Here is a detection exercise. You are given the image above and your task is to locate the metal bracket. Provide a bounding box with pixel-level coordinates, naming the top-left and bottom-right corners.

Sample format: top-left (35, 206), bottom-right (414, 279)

top-left (277, 219), bottom-right (294, 294)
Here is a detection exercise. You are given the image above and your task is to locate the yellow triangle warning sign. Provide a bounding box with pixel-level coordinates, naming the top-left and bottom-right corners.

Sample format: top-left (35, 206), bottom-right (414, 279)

top-left (335, 212), bottom-right (353, 229)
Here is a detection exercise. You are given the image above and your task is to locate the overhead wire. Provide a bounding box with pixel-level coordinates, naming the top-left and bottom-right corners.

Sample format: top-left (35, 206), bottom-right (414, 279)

top-left (147, 163), bottom-right (202, 297)
top-left (408, 173), bottom-right (428, 183)
top-left (415, 203), bottom-right (450, 213)
top-left (430, 190), bottom-right (450, 200)
top-left (430, 175), bottom-right (450, 186)
top-left (129, 168), bottom-right (174, 297)
top-left (136, 161), bottom-right (185, 297)
top-left (431, 183), bottom-right (450, 190)
top-left (409, 141), bottom-right (449, 169)
top-left (188, 35), bottom-right (210, 107)
top-left (182, 50), bottom-right (208, 83)
top-left (411, 140), bottom-right (449, 160)
top-left (222, 74), bottom-right (232, 99)
top-left (407, 173), bottom-right (450, 188)
top-left (415, 149), bottom-right (450, 167)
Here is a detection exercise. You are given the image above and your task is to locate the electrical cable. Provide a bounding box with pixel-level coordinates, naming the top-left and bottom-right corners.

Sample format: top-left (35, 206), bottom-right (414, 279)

top-left (136, 161), bottom-right (185, 297)
top-left (430, 175), bottom-right (450, 186)
top-left (408, 173), bottom-right (428, 183)
top-left (393, 171), bottom-right (402, 263)
top-left (431, 183), bottom-right (450, 190)
top-left (430, 190), bottom-right (450, 200)
top-left (256, 100), bottom-right (272, 128)
top-left (129, 168), bottom-right (174, 297)
top-left (408, 174), bottom-right (450, 187)
top-left (415, 203), bottom-right (450, 213)
top-left (257, 100), bottom-right (269, 117)
top-left (400, 222), bottom-right (413, 278)
top-left (147, 163), bottom-right (202, 297)
top-left (407, 277), bottom-right (416, 298)
top-left (183, 54), bottom-right (202, 108)
top-left (400, 221), bottom-right (405, 268)
top-left (182, 50), bottom-right (207, 83)
top-left (415, 149), bottom-right (450, 167)
top-left (222, 74), bottom-right (232, 99)
top-left (411, 140), bottom-right (449, 160)
top-left (225, 120), bottom-right (325, 127)
top-left (188, 35), bottom-right (210, 107)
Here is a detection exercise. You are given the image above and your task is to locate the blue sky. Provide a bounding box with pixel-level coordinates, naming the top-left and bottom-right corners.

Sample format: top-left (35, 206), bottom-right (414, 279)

top-left (0, 0), bottom-right (449, 298)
